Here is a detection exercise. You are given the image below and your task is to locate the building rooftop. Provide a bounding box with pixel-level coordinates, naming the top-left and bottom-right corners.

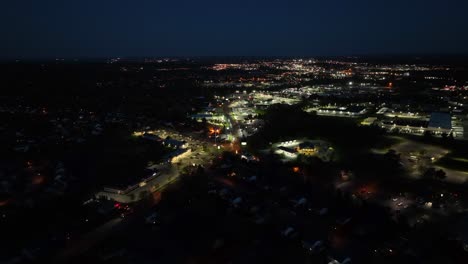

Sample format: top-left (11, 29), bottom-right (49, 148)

top-left (163, 137), bottom-right (186, 148)
top-left (428, 112), bottom-right (452, 130)
top-left (106, 168), bottom-right (159, 191)
top-left (278, 146), bottom-right (296, 154)
top-left (299, 142), bottom-right (315, 149)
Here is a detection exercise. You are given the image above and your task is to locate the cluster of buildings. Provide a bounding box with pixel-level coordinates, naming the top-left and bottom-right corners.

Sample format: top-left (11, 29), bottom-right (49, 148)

top-left (274, 140), bottom-right (333, 161)
top-left (371, 110), bottom-right (463, 138)
top-left (190, 110), bottom-right (227, 126)
top-left (275, 141), bottom-right (316, 159)
top-left (195, 57), bottom-right (468, 144)
top-left (0, 105), bottom-right (135, 211)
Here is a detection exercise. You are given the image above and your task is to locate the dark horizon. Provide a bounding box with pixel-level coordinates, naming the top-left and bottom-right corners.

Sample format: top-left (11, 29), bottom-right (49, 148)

top-left (2, 0), bottom-right (468, 59)
top-left (2, 54), bottom-right (468, 67)
top-left (3, 51), bottom-right (468, 62)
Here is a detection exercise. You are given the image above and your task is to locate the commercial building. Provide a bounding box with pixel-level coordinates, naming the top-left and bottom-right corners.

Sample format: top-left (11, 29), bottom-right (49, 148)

top-left (316, 106), bottom-right (367, 117)
top-left (162, 148), bottom-right (191, 163)
top-left (275, 146), bottom-right (298, 158)
top-left (428, 112), bottom-right (452, 133)
top-left (163, 137), bottom-right (187, 149)
top-left (297, 142), bottom-right (316, 156)
top-left (95, 171), bottom-right (176, 203)
top-left (361, 117), bottom-right (378, 126)
top-left (379, 112), bottom-right (457, 137)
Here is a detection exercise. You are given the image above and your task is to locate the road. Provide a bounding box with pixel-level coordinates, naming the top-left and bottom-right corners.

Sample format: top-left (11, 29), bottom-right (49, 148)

top-left (222, 101), bottom-right (242, 152)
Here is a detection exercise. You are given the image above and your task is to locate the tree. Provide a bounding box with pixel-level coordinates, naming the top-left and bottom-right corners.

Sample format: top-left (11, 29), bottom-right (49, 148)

top-left (448, 132), bottom-right (455, 141)
top-left (441, 132), bottom-right (448, 139)
top-left (139, 190), bottom-right (149, 200)
top-left (423, 168), bottom-right (436, 180)
top-left (423, 168), bottom-right (446, 181)
top-left (384, 149), bottom-right (400, 164)
top-left (423, 130), bottom-right (433, 139)
top-left (435, 169), bottom-right (447, 181)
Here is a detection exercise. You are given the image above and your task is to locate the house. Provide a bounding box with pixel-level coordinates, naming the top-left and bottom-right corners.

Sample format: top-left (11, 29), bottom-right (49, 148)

top-left (247, 175), bottom-right (257, 182)
top-left (292, 197), bottom-right (307, 207)
top-left (302, 240), bottom-right (325, 253)
top-left (282, 227), bottom-right (296, 237)
top-left (241, 153), bottom-right (258, 162)
top-left (231, 197), bottom-right (242, 207)
top-left (145, 212), bottom-right (158, 224)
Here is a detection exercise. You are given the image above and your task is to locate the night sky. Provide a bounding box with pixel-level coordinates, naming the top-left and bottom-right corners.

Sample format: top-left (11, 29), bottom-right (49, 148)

top-left (1, 0), bottom-right (468, 58)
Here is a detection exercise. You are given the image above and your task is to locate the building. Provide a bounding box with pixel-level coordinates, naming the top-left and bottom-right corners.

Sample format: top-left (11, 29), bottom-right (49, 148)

top-left (96, 133), bottom-right (191, 203)
top-left (379, 112), bottom-right (455, 137)
top-left (451, 117), bottom-right (464, 138)
top-left (142, 133), bottom-right (162, 141)
top-left (191, 113), bottom-right (226, 125)
top-left (317, 106), bottom-right (367, 117)
top-left (296, 142), bottom-right (316, 156)
top-left (361, 117), bottom-right (378, 126)
top-left (163, 137), bottom-right (187, 149)
top-left (275, 146), bottom-right (298, 158)
top-left (163, 148), bottom-right (191, 163)
top-left (278, 140), bottom-right (298, 147)
top-left (95, 170), bottom-right (175, 203)
top-left (428, 112), bottom-right (452, 135)
top-left (190, 113), bottom-right (213, 122)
